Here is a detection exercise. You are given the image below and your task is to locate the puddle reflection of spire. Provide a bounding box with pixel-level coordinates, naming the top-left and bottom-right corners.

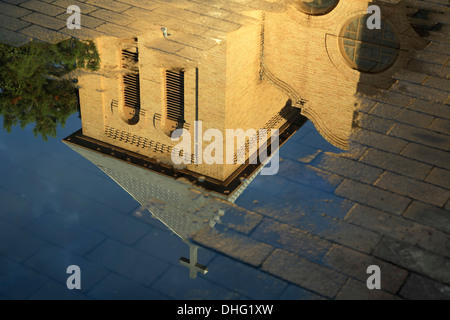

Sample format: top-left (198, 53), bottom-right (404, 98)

top-left (180, 241), bottom-right (208, 279)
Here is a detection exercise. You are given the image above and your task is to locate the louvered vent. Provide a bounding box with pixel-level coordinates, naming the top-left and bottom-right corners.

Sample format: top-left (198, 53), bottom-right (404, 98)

top-left (165, 70), bottom-right (185, 123)
top-left (121, 39), bottom-right (140, 125)
top-left (123, 73), bottom-right (140, 111)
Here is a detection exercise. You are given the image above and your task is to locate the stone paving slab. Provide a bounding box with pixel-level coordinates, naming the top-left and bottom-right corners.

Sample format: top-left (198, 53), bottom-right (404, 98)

top-left (86, 273), bottom-right (169, 300)
top-left (25, 212), bottom-right (106, 256)
top-left (399, 273), bottom-right (450, 300)
top-left (85, 238), bottom-right (169, 286)
top-left (0, 0), bottom-right (267, 47)
top-left (335, 279), bottom-right (400, 300)
top-left (261, 249), bottom-right (347, 299)
top-left (0, 255), bottom-right (49, 299)
top-left (28, 280), bottom-right (90, 300)
top-left (24, 244), bottom-right (109, 294)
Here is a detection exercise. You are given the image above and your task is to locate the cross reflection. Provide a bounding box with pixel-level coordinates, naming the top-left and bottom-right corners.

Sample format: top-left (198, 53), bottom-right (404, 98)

top-left (179, 242), bottom-right (208, 279)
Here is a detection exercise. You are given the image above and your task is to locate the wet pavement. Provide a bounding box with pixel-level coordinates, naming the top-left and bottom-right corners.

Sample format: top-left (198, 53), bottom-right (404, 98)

top-left (0, 0), bottom-right (449, 300)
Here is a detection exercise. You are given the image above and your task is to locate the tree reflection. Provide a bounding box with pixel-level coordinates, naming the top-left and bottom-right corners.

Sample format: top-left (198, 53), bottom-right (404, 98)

top-left (0, 38), bottom-right (100, 141)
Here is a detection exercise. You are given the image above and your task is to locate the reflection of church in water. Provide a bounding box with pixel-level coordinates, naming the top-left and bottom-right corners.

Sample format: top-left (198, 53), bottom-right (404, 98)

top-left (63, 0), bottom-right (428, 278)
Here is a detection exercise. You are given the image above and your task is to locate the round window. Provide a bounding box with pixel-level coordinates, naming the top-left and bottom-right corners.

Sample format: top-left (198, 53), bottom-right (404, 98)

top-left (339, 15), bottom-right (400, 73)
top-left (298, 0), bottom-right (339, 15)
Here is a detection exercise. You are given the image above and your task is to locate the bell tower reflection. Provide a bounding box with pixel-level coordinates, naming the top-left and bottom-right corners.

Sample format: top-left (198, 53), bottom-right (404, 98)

top-left (62, 24), bottom-right (306, 277)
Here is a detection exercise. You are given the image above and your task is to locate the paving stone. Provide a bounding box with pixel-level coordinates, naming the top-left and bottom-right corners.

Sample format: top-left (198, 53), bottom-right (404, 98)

top-left (373, 237), bottom-right (450, 285)
top-left (358, 113), bottom-right (396, 134)
top-left (392, 70), bottom-right (429, 85)
top-left (22, 12), bottom-right (67, 30)
top-left (39, 190), bottom-right (96, 220)
top-left (0, 255), bottom-right (48, 299)
top-left (25, 212), bottom-right (106, 256)
top-left (404, 201), bottom-right (450, 234)
top-left (68, 174), bottom-right (140, 214)
top-left (55, 11), bottom-right (106, 29)
top-left (392, 81), bottom-right (448, 103)
top-left (0, 27), bottom-right (32, 46)
top-left (276, 160), bottom-right (343, 194)
top-left (349, 204), bottom-right (450, 258)
top-left (27, 280), bottom-right (90, 300)
top-left (422, 76), bottom-right (450, 92)
top-left (261, 249), bottom-right (347, 299)
top-left (0, 13), bottom-right (30, 31)
top-left (408, 98), bottom-right (450, 120)
top-left (20, 24), bottom-right (69, 43)
top-left (351, 129), bottom-right (408, 154)
top-left (335, 179), bottom-right (411, 215)
top-left (86, 239), bottom-right (169, 286)
top-left (360, 148), bottom-right (432, 180)
top-left (425, 166), bottom-right (450, 190)
top-left (396, 109), bottom-right (436, 128)
top-left (399, 273), bottom-right (450, 300)
top-left (3, 0), bottom-right (28, 4)
top-left (152, 266), bottom-right (241, 300)
top-left (218, 205), bottom-right (263, 234)
top-left (406, 59), bottom-right (448, 78)
top-left (357, 99), bottom-right (378, 112)
top-left (277, 285), bottom-right (326, 300)
top-left (59, 26), bottom-right (108, 40)
top-left (314, 152), bottom-right (383, 184)
top-left (121, 7), bottom-right (173, 26)
top-left (78, 203), bottom-right (150, 245)
top-left (239, 187), bottom-right (378, 253)
top-left (0, 188), bottom-right (48, 227)
top-left (24, 244), bottom-right (109, 293)
top-left (0, 1), bottom-right (32, 17)
top-left (251, 218), bottom-right (332, 264)
top-left (323, 245), bottom-right (408, 293)
top-left (317, 220), bottom-right (381, 254)
top-left (86, 0), bottom-right (132, 12)
top-left (271, 180), bottom-right (353, 219)
top-left (389, 123), bottom-right (449, 151)
top-left (375, 171), bottom-right (450, 207)
top-left (51, 0), bottom-right (99, 14)
top-left (154, 5), bottom-right (239, 33)
top-left (429, 118), bottom-right (450, 136)
top-left (348, 204), bottom-right (436, 245)
top-left (193, 225), bottom-right (274, 267)
top-left (372, 91), bottom-right (414, 107)
top-left (279, 137), bottom-right (322, 163)
top-left (416, 227), bottom-right (450, 259)
top-left (335, 279), bottom-right (401, 300)
top-left (0, 219), bottom-right (47, 262)
top-left (369, 102), bottom-right (403, 120)
top-left (425, 41), bottom-right (450, 55)
top-left (87, 273), bottom-right (169, 300)
top-left (135, 229), bottom-right (216, 265)
top-left (401, 142), bottom-right (450, 170)
top-left (20, 0), bottom-right (66, 16)
top-left (88, 9), bottom-right (133, 26)
top-left (120, 0), bottom-right (161, 11)
top-left (206, 255), bottom-right (288, 299)
top-left (415, 50), bottom-right (450, 65)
